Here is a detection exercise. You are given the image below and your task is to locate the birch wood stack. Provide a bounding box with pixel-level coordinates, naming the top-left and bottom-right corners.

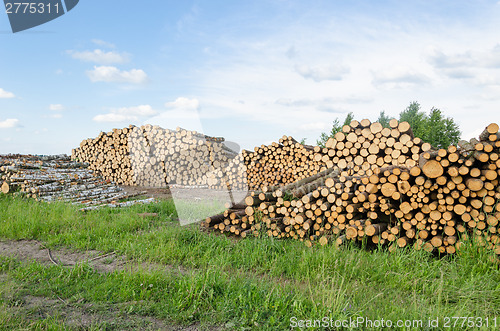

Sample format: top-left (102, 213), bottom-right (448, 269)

top-left (72, 125), bottom-right (238, 189)
top-left (0, 154), bottom-right (153, 210)
top-left (205, 121), bottom-right (500, 256)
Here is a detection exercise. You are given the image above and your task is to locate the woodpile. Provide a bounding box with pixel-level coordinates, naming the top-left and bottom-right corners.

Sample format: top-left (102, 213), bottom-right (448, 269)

top-left (204, 121), bottom-right (500, 256)
top-left (72, 125), bottom-right (325, 192)
top-left (72, 127), bottom-right (133, 185)
top-left (72, 125), bottom-right (239, 189)
top-left (228, 136), bottom-right (325, 191)
top-left (0, 154), bottom-right (154, 210)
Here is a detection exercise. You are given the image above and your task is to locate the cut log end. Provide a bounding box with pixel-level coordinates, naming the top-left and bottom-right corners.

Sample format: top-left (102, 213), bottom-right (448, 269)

top-left (421, 160), bottom-right (444, 179)
top-left (1, 181), bottom-right (9, 194)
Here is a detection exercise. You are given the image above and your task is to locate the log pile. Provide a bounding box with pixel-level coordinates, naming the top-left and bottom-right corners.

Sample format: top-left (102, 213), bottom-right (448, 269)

top-left (72, 125), bottom-right (326, 192)
top-left (0, 154), bottom-right (154, 210)
top-left (204, 121), bottom-right (500, 256)
top-left (232, 136), bottom-right (326, 190)
top-left (72, 125), bottom-right (239, 189)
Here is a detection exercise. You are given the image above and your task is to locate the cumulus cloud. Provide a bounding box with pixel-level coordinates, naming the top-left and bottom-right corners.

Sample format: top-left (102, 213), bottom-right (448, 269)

top-left (49, 104), bottom-right (64, 111)
top-left (295, 64), bottom-right (349, 82)
top-left (93, 105), bottom-right (157, 123)
top-left (0, 118), bottom-right (20, 129)
top-left (164, 97), bottom-right (200, 111)
top-left (86, 66), bottom-right (148, 84)
top-left (68, 49), bottom-right (130, 64)
top-left (147, 97), bottom-right (203, 132)
top-left (0, 88), bottom-right (15, 98)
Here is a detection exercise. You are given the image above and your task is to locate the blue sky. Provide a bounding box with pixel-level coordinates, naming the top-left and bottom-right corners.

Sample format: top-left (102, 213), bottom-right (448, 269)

top-left (1, 0), bottom-right (500, 154)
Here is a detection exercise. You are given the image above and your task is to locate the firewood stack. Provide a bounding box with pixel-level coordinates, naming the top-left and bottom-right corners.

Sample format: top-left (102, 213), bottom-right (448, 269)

top-left (0, 154), bottom-right (153, 210)
top-left (72, 125), bottom-right (238, 189)
top-left (225, 136), bottom-right (326, 191)
top-left (73, 127), bottom-right (133, 185)
top-left (205, 121), bottom-right (500, 256)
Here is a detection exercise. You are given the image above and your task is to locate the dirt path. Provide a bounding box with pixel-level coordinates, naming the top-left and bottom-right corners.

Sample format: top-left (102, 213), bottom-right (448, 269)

top-left (0, 240), bottom-right (218, 330)
top-left (0, 240), bottom-right (188, 275)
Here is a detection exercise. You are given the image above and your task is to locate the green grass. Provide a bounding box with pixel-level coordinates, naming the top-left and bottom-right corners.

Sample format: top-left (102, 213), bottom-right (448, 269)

top-left (0, 194), bottom-right (499, 330)
top-left (173, 198), bottom-right (226, 225)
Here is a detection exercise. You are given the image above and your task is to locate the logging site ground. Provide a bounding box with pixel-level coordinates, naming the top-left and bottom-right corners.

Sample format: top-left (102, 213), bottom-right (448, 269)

top-left (0, 194), bottom-right (499, 330)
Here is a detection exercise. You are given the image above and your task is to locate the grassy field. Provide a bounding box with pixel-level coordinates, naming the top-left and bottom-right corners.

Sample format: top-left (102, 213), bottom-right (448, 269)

top-left (0, 194), bottom-right (499, 330)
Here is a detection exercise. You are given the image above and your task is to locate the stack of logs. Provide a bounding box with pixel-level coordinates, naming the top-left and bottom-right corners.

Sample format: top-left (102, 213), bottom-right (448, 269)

top-left (72, 125), bottom-right (326, 192)
top-left (240, 136), bottom-right (324, 190)
top-left (72, 125), bottom-right (238, 189)
top-left (205, 120), bottom-right (500, 256)
top-left (0, 154), bottom-right (154, 210)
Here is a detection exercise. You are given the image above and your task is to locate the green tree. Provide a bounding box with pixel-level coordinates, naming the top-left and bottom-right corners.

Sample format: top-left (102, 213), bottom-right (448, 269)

top-left (399, 101), bottom-right (426, 135)
top-left (377, 110), bottom-right (391, 128)
top-left (316, 112), bottom-right (354, 147)
top-left (418, 108), bottom-right (461, 149)
top-left (316, 102), bottom-right (461, 149)
top-left (398, 102), bottom-right (461, 149)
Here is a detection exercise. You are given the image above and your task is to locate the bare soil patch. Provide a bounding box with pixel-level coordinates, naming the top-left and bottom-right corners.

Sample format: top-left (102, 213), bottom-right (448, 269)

top-left (0, 240), bottom-right (187, 275)
top-left (0, 240), bottom-right (219, 330)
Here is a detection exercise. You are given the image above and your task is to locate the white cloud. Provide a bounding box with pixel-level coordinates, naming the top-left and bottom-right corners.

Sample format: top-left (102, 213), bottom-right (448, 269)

top-left (427, 45), bottom-right (500, 83)
top-left (428, 45), bottom-right (500, 70)
top-left (442, 69), bottom-right (476, 79)
top-left (93, 105), bottom-right (157, 123)
top-left (0, 118), bottom-right (20, 129)
top-left (91, 39), bottom-right (116, 49)
top-left (49, 104), bottom-right (64, 111)
top-left (68, 49), bottom-right (130, 64)
top-left (86, 66), bottom-right (148, 84)
top-left (0, 88), bottom-right (15, 98)
top-left (164, 97), bottom-right (200, 110)
top-left (295, 64), bottom-right (349, 82)
top-left (427, 48), bottom-right (472, 69)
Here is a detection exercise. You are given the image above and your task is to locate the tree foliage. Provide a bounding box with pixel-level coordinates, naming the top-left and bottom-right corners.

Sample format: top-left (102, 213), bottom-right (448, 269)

top-left (377, 110), bottom-right (392, 129)
top-left (316, 112), bottom-right (354, 147)
top-left (316, 102), bottom-right (461, 149)
top-left (399, 101), bottom-right (427, 137)
top-left (417, 107), bottom-right (461, 149)
top-left (398, 101), bottom-right (461, 148)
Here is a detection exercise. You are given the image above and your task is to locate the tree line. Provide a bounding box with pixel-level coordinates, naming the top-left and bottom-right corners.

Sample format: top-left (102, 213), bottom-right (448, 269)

top-left (316, 101), bottom-right (461, 149)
